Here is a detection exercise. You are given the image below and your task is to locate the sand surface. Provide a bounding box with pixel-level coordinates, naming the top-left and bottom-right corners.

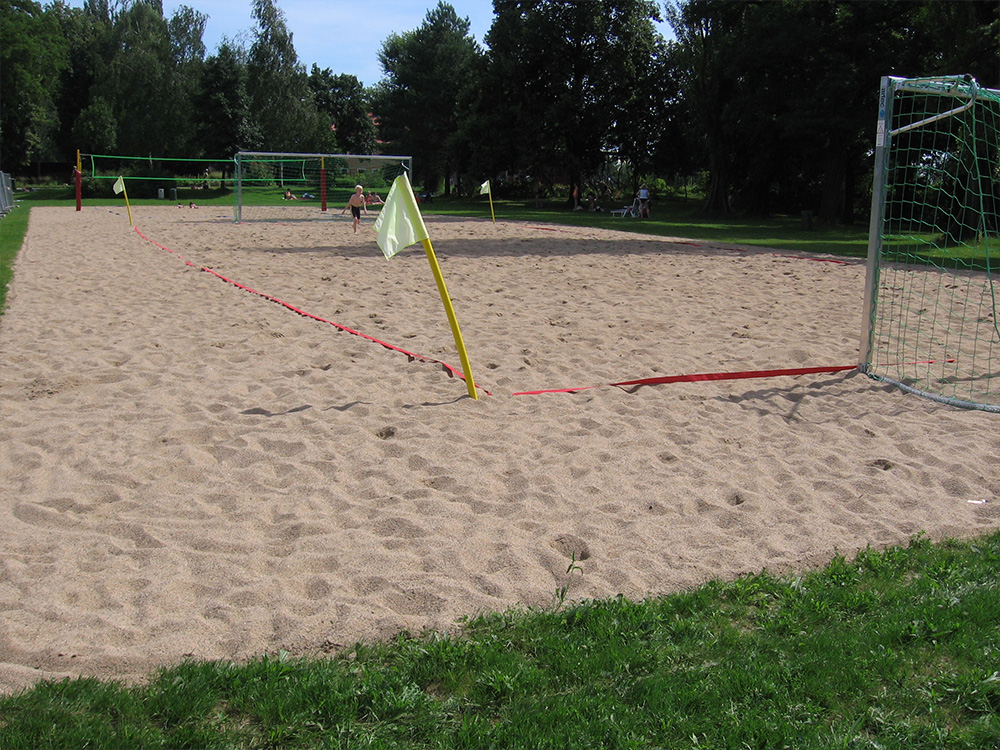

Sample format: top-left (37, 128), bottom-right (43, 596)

top-left (0, 204), bottom-right (996, 694)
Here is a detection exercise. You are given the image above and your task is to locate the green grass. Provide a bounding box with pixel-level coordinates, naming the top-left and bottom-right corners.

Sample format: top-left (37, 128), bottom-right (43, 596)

top-left (1, 532), bottom-right (997, 748)
top-left (432, 195), bottom-right (874, 258)
top-left (0, 203), bottom-right (30, 315)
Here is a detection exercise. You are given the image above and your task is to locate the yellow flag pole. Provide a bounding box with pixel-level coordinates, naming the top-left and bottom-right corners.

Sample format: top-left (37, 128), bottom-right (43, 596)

top-left (487, 188), bottom-right (496, 225)
top-left (122, 184), bottom-right (134, 227)
top-left (420, 238), bottom-right (478, 399)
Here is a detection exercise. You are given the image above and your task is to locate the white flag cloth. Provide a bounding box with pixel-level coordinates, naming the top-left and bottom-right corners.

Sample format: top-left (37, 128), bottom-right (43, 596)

top-left (374, 174), bottom-right (430, 259)
top-left (479, 179), bottom-right (490, 195)
top-left (113, 176), bottom-right (125, 194)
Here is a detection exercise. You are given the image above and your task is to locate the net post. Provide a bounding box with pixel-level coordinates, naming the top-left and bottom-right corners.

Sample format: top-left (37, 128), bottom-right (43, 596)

top-left (234, 154), bottom-right (242, 223)
top-left (75, 149), bottom-right (83, 212)
top-left (320, 157), bottom-right (327, 211)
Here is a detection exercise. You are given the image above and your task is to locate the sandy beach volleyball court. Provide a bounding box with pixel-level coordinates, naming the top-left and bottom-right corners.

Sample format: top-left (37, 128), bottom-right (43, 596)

top-left (1, 205), bottom-right (996, 694)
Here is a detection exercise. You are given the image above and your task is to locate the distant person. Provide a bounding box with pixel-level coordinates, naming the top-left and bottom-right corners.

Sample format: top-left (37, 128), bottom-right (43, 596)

top-left (637, 184), bottom-right (650, 218)
top-left (284, 188), bottom-right (298, 200)
top-left (366, 192), bottom-right (383, 205)
top-left (342, 184), bottom-right (367, 233)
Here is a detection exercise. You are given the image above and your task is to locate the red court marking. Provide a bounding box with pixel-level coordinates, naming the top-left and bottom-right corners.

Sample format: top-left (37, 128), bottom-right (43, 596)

top-left (131, 223), bottom-right (860, 401)
top-left (132, 226), bottom-right (490, 396)
top-left (512, 365), bottom-right (857, 396)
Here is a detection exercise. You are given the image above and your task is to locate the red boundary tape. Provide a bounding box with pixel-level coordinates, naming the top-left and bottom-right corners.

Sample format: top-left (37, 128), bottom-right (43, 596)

top-left (132, 226), bottom-right (491, 396)
top-left (512, 365), bottom-right (857, 396)
top-left (132, 223), bottom-right (860, 400)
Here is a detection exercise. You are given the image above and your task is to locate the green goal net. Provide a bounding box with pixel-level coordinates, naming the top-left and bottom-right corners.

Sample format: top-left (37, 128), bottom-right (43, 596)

top-left (861, 75), bottom-right (999, 412)
top-left (233, 152), bottom-right (412, 222)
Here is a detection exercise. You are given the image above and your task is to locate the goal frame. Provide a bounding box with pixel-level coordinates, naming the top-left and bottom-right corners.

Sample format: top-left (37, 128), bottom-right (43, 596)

top-left (233, 151), bottom-right (413, 223)
top-left (859, 75), bottom-right (999, 412)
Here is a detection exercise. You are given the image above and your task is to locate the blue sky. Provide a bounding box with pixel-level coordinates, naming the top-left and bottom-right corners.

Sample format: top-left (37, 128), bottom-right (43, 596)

top-left (65, 1), bottom-right (671, 88)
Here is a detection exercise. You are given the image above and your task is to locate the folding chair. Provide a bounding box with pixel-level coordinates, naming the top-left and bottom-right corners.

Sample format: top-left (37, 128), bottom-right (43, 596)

top-left (611, 198), bottom-right (639, 218)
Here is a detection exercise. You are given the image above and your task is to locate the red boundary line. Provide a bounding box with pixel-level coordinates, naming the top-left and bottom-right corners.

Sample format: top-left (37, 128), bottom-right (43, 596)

top-left (133, 226), bottom-right (491, 396)
top-left (132, 224), bottom-right (863, 400)
top-left (512, 365), bottom-right (858, 396)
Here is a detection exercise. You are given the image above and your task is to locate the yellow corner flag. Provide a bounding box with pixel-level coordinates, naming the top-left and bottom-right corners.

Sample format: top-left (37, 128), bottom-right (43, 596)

top-left (112, 176), bottom-right (134, 226)
top-left (373, 173), bottom-right (478, 399)
top-left (374, 174), bottom-right (429, 259)
top-left (480, 179), bottom-right (496, 224)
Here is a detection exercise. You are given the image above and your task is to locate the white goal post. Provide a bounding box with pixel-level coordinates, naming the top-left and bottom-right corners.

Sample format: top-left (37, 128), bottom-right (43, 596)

top-left (233, 151), bottom-right (413, 222)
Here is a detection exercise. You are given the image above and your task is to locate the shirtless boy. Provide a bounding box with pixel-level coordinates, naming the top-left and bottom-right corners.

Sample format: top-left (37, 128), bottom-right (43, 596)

top-left (342, 184), bottom-right (367, 233)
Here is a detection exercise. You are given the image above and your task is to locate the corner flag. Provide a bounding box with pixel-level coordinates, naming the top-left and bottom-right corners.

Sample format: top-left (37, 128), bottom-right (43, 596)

top-left (112, 176), bottom-right (133, 226)
top-left (374, 174), bottom-right (429, 259)
top-left (372, 173), bottom-right (479, 399)
top-left (480, 179), bottom-right (496, 224)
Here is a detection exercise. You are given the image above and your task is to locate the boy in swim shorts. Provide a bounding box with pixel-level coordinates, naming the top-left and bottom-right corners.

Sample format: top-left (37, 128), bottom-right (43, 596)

top-left (342, 184), bottom-right (367, 233)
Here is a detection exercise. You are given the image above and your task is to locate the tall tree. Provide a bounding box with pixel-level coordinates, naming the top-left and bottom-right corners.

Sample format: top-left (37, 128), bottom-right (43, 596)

top-left (667, 0), bottom-right (995, 223)
top-left (913, 0), bottom-right (999, 88)
top-left (195, 41), bottom-right (259, 164)
top-left (308, 67), bottom-right (376, 155)
top-left (50, 0), bottom-right (115, 162)
top-left (246, 0), bottom-right (333, 152)
top-left (665, 0), bottom-right (747, 215)
top-left (89, 0), bottom-right (204, 157)
top-left (372, 2), bottom-right (481, 193)
top-left (481, 0), bottom-right (662, 202)
top-left (0, 0), bottom-right (70, 170)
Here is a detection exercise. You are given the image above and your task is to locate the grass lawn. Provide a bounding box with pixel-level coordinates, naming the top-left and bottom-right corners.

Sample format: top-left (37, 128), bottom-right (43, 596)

top-left (0, 203), bottom-right (29, 315)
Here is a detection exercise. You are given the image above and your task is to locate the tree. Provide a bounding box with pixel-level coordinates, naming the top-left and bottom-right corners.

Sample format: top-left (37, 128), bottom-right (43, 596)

top-left (481, 0), bottom-right (662, 202)
top-left (50, 0), bottom-right (115, 164)
top-left (665, 0), bottom-right (747, 215)
top-left (71, 96), bottom-right (117, 155)
top-left (372, 2), bottom-right (481, 193)
top-left (0, 0), bottom-right (70, 170)
top-left (308, 67), bottom-right (376, 155)
top-left (195, 42), bottom-right (260, 164)
top-left (167, 4), bottom-right (208, 155)
top-left (913, 0), bottom-right (999, 89)
top-left (88, 0), bottom-right (204, 158)
top-left (246, 0), bottom-right (333, 152)
top-left (612, 34), bottom-right (681, 186)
